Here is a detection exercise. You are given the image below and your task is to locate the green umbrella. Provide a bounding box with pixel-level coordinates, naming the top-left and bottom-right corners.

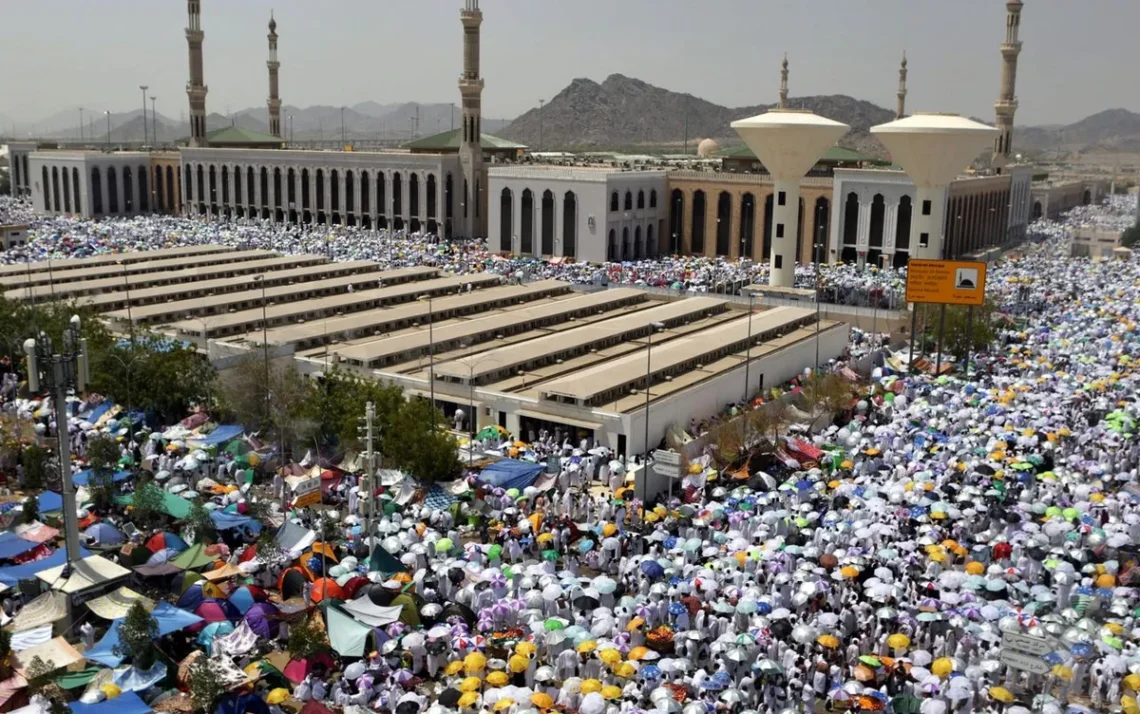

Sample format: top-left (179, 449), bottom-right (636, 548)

top-left (542, 549), bottom-right (559, 561)
top-left (1010, 462), bottom-right (1034, 471)
top-left (859, 656), bottom-right (882, 667)
top-left (506, 488), bottom-right (520, 499)
top-left (544, 618), bottom-right (566, 631)
top-left (488, 544), bottom-right (503, 560)
top-left (435, 537), bottom-right (454, 553)
top-left (1062, 507), bottom-right (1080, 520)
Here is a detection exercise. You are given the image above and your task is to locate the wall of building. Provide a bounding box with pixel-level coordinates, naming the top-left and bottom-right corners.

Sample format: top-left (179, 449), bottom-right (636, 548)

top-left (150, 152), bottom-right (183, 215)
top-left (487, 167), bottom-right (610, 263)
top-left (28, 151), bottom-right (153, 219)
top-left (6, 143), bottom-right (36, 198)
top-left (666, 171), bottom-right (833, 263)
top-left (1030, 180), bottom-right (1102, 221)
top-left (946, 175), bottom-right (1012, 258)
top-left (602, 172), bottom-right (669, 262)
top-left (179, 147), bottom-right (461, 235)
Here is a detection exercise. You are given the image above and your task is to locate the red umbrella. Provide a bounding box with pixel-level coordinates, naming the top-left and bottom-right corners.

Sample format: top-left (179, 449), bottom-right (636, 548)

top-left (341, 576), bottom-right (371, 599)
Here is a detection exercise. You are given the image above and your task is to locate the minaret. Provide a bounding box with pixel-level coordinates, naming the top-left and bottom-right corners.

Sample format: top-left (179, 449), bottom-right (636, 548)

top-left (895, 52), bottom-right (908, 120)
top-left (458, 0), bottom-right (486, 238)
top-left (993, 0), bottom-right (1023, 171)
top-left (267, 12), bottom-right (281, 139)
top-left (778, 54), bottom-right (789, 109)
top-left (185, 0), bottom-right (208, 146)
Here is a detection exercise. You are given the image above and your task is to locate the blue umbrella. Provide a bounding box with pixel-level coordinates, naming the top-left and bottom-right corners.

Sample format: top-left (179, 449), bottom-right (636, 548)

top-left (755, 602), bottom-right (772, 615)
top-left (663, 537), bottom-right (678, 550)
top-left (640, 561), bottom-right (665, 580)
top-left (668, 602), bottom-right (686, 617)
top-left (83, 522), bottom-right (124, 545)
top-left (641, 664), bottom-right (662, 680)
top-left (578, 539), bottom-right (595, 554)
top-left (307, 555), bottom-right (323, 574)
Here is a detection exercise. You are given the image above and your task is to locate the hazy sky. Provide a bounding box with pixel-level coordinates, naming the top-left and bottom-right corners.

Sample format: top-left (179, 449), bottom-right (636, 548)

top-left (3, 0), bottom-right (1137, 127)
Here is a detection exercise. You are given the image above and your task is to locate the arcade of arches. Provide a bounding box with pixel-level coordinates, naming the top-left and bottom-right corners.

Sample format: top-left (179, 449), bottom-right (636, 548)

top-left (666, 176), bottom-right (831, 263)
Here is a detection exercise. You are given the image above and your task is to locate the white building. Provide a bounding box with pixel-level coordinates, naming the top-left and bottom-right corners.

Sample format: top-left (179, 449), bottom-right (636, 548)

top-left (488, 167), bottom-right (667, 263)
top-left (28, 151), bottom-right (154, 218)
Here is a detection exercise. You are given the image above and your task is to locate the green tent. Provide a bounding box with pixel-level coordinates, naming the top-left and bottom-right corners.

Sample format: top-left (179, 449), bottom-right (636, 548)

top-left (160, 491), bottom-right (193, 520)
top-left (54, 665), bottom-right (102, 690)
top-left (326, 605), bottom-right (373, 657)
top-left (171, 542), bottom-right (215, 570)
top-left (369, 547), bottom-right (407, 574)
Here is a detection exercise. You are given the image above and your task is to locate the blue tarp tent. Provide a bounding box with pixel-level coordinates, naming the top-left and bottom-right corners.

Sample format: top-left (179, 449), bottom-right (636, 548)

top-left (72, 469), bottom-right (133, 486)
top-left (86, 601), bottom-right (204, 667)
top-left (477, 459), bottom-right (545, 490)
top-left (70, 691), bottom-right (152, 714)
top-left (0, 532), bottom-right (40, 560)
top-left (85, 402), bottom-right (113, 423)
top-left (38, 491), bottom-right (63, 512)
top-left (0, 546), bottom-right (91, 586)
top-left (209, 511), bottom-right (262, 536)
top-left (194, 425), bottom-right (244, 447)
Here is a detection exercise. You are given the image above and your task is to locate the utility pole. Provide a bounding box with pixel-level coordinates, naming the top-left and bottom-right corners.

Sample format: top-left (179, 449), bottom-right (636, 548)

top-left (24, 315), bottom-right (90, 567)
top-left (538, 99), bottom-right (545, 152)
top-left (360, 401), bottom-right (377, 557)
top-left (105, 111), bottom-right (111, 150)
top-left (340, 106), bottom-right (346, 147)
top-left (139, 85), bottom-right (149, 146)
top-left (78, 108), bottom-right (84, 143)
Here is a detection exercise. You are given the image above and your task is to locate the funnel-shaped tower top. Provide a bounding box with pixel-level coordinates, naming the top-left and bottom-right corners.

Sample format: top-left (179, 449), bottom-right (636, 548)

top-left (731, 109), bottom-right (850, 180)
top-left (870, 113), bottom-right (998, 188)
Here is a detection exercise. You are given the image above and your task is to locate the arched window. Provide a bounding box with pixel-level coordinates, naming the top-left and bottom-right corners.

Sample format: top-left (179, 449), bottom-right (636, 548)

top-left (563, 191), bottom-right (577, 258)
top-left (360, 172), bottom-right (370, 215)
top-left (610, 191), bottom-right (618, 212)
top-left (691, 190), bottom-right (706, 254)
top-left (634, 225), bottom-right (643, 259)
top-left (72, 167), bottom-right (81, 214)
top-left (184, 165), bottom-right (193, 206)
top-left (300, 169), bottom-right (310, 210)
top-left (138, 165), bottom-right (148, 212)
top-left (221, 166), bottom-right (230, 205)
top-left (288, 168), bottom-right (297, 207)
top-left (123, 166), bottom-right (134, 212)
top-left (540, 189), bottom-right (555, 255)
top-left (376, 172), bottom-right (386, 216)
top-left (91, 167), bottom-right (103, 215)
top-left (624, 190), bottom-right (632, 211)
top-left (520, 189), bottom-right (534, 254)
top-left (61, 167), bottom-right (71, 213)
top-left (715, 191), bottom-right (732, 256)
top-left (247, 167), bottom-right (256, 206)
top-left (261, 167), bottom-right (270, 209)
top-left (409, 173), bottom-right (419, 217)
top-left (345, 170), bottom-right (355, 213)
top-left (392, 173), bottom-right (402, 217)
top-left (669, 189), bottom-right (684, 254)
top-left (205, 165), bottom-right (214, 208)
top-left (166, 166), bottom-right (175, 210)
top-left (500, 188), bottom-right (513, 253)
top-left (109, 166), bottom-right (120, 213)
top-left (273, 167), bottom-right (283, 209)
top-left (426, 174), bottom-right (437, 219)
top-left (608, 229), bottom-right (617, 261)
top-left (740, 193), bottom-right (756, 259)
top-left (42, 167), bottom-right (51, 211)
top-left (649, 189), bottom-right (657, 209)
top-left (637, 190), bottom-right (645, 209)
top-left (812, 196), bottom-right (830, 264)
top-left (622, 227), bottom-right (630, 259)
top-left (195, 165), bottom-right (204, 209)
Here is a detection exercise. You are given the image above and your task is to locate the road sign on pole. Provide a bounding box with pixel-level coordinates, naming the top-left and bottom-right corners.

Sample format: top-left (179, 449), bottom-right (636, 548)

top-left (905, 259), bottom-right (988, 306)
top-left (652, 449), bottom-right (681, 478)
top-left (998, 648), bottom-right (1050, 675)
top-left (1001, 632), bottom-right (1051, 656)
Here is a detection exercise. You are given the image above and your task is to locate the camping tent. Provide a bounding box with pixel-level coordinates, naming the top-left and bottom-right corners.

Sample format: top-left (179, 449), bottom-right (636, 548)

top-left (325, 605), bottom-right (373, 658)
top-left (171, 543), bottom-right (216, 571)
top-left (476, 460), bottom-right (545, 490)
top-left (86, 602), bottom-right (204, 667)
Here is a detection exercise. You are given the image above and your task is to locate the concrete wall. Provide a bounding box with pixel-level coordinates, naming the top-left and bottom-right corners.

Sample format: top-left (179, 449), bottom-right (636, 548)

top-left (487, 168), bottom-right (610, 262)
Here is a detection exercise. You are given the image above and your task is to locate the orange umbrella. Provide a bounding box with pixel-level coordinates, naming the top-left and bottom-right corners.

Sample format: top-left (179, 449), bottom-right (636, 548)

top-left (853, 665), bottom-right (876, 682)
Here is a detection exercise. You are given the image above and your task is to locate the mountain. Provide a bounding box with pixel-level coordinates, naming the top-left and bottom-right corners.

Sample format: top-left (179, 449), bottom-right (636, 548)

top-left (1014, 109), bottom-right (1140, 154)
top-left (497, 73), bottom-right (897, 154)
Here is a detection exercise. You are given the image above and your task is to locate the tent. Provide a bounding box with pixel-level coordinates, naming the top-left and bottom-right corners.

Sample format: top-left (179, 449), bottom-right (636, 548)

top-left (369, 547), bottom-right (407, 574)
top-left (145, 532), bottom-right (188, 553)
top-left (9, 591), bottom-right (68, 632)
top-left (209, 511), bottom-right (262, 537)
top-left (0, 532), bottom-right (40, 561)
top-left (85, 587), bottom-right (154, 620)
top-left (341, 596), bottom-right (404, 627)
top-left (71, 470), bottom-right (133, 487)
top-left (243, 602), bottom-right (280, 639)
top-left (86, 602), bottom-right (205, 667)
top-left (37, 491), bottom-right (63, 513)
top-left (191, 425), bottom-right (245, 448)
top-left (476, 460), bottom-right (545, 490)
top-left (214, 693), bottom-right (269, 714)
top-left (275, 522), bottom-right (315, 555)
top-left (202, 563), bottom-right (243, 582)
top-left (12, 637), bottom-right (83, 676)
top-left (12, 522), bottom-right (59, 544)
top-left (171, 543), bottom-right (216, 571)
top-left (0, 546), bottom-right (91, 586)
top-left (325, 605), bottom-right (373, 657)
top-left (69, 691), bottom-right (152, 714)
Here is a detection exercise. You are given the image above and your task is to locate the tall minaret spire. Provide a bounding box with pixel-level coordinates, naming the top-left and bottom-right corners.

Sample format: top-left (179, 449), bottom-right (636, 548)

top-left (458, 0), bottom-right (486, 238)
top-left (895, 52), bottom-right (908, 120)
top-left (185, 0), bottom-right (208, 147)
top-left (267, 11), bottom-right (281, 139)
top-left (993, 0), bottom-right (1023, 171)
top-left (778, 54), bottom-right (789, 109)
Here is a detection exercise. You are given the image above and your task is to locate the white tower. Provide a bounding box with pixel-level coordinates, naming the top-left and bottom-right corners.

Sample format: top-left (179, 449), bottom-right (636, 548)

top-left (993, 0), bottom-right (1023, 172)
top-left (732, 110), bottom-right (849, 287)
top-left (871, 113), bottom-right (998, 260)
top-left (267, 13), bottom-right (281, 139)
top-left (896, 53), bottom-right (908, 120)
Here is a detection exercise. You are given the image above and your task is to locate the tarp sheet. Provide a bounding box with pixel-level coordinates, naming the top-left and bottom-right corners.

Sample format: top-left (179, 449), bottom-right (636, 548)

top-left (326, 605), bottom-right (372, 657)
top-left (0, 546), bottom-right (91, 586)
top-left (341, 597), bottom-right (403, 627)
top-left (10, 626), bottom-right (52, 652)
top-left (86, 601), bottom-right (204, 667)
top-left (0, 532), bottom-right (40, 561)
top-left (9, 591), bottom-right (68, 632)
top-left (275, 522), bottom-right (315, 555)
top-left (476, 459), bottom-right (545, 490)
top-left (171, 543), bottom-right (215, 570)
top-left (85, 587), bottom-right (154, 620)
top-left (12, 637), bottom-right (83, 676)
top-left (191, 425), bottom-right (244, 447)
top-left (113, 662), bottom-right (167, 693)
top-left (209, 511), bottom-right (262, 536)
top-left (69, 691), bottom-right (151, 714)
top-left (36, 555), bottom-right (130, 594)
top-left (37, 491), bottom-right (62, 513)
top-left (12, 522), bottom-right (60, 544)
top-left (71, 470), bottom-right (133, 487)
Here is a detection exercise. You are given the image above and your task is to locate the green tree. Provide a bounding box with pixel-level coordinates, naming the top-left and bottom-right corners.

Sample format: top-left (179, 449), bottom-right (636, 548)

top-left (92, 333), bottom-right (216, 425)
top-left (85, 433), bottom-right (121, 510)
top-left (0, 628), bottom-right (12, 670)
top-left (801, 372), bottom-right (854, 422)
top-left (23, 443), bottom-right (48, 490)
top-left (299, 368), bottom-right (404, 452)
top-left (114, 601), bottom-right (158, 669)
top-left (0, 297), bottom-right (113, 382)
top-left (187, 657), bottom-right (228, 714)
top-left (387, 397), bottom-right (461, 485)
top-left (21, 494), bottom-right (38, 525)
top-left (287, 614), bottom-right (328, 660)
top-left (0, 171), bottom-right (10, 196)
top-left (186, 501), bottom-right (216, 544)
top-left (1123, 222), bottom-right (1140, 248)
top-left (924, 301), bottom-right (997, 361)
top-left (25, 656), bottom-right (67, 714)
top-left (130, 482), bottom-right (166, 531)
top-left (215, 355), bottom-right (314, 457)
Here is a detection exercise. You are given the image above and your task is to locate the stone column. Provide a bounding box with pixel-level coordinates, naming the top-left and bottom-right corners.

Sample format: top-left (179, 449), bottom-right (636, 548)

top-left (754, 192), bottom-right (769, 262)
top-left (338, 170), bottom-right (347, 222)
top-left (801, 196), bottom-right (816, 265)
top-left (435, 173), bottom-right (443, 230)
top-left (512, 185), bottom-right (522, 255)
top-left (728, 190), bottom-right (742, 259)
top-left (402, 172), bottom-right (411, 228)
top-left (855, 199), bottom-right (872, 268)
top-left (883, 200), bottom-right (899, 267)
top-left (704, 194), bottom-right (717, 258)
top-left (325, 168), bottom-right (334, 220)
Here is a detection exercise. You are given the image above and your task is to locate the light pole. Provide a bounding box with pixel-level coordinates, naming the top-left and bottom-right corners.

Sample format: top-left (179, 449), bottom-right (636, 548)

top-left (117, 260), bottom-right (137, 446)
top-left (743, 293), bottom-right (755, 403)
top-left (341, 107), bottom-right (346, 147)
top-left (417, 294), bottom-right (435, 411)
top-left (813, 204), bottom-right (826, 370)
top-left (139, 85), bottom-right (149, 146)
top-left (253, 274), bottom-right (272, 456)
top-left (78, 108), bottom-right (84, 143)
top-left (641, 322), bottom-right (665, 506)
top-left (105, 110), bottom-right (111, 149)
top-left (150, 96), bottom-right (157, 145)
top-left (538, 99), bottom-right (545, 152)
top-left (24, 315), bottom-right (90, 566)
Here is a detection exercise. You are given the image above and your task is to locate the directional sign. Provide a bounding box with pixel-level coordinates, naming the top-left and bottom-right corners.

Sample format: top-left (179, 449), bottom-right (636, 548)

top-left (652, 450), bottom-right (682, 479)
top-left (905, 259), bottom-right (988, 306)
top-left (999, 648), bottom-right (1050, 675)
top-left (1001, 631), bottom-right (1052, 656)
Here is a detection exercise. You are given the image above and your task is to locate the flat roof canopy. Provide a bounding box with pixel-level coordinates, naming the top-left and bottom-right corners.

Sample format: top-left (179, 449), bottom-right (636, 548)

top-left (0, 245), bottom-right (233, 278)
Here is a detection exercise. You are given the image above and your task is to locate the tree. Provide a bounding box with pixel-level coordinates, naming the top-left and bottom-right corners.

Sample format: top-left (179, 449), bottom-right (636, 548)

top-left (22, 443), bottom-right (47, 490)
top-left (1123, 222), bottom-right (1140, 248)
top-left (24, 656), bottom-right (67, 714)
top-left (187, 656), bottom-right (228, 714)
top-left (131, 482), bottom-right (165, 530)
top-left (387, 397), bottom-right (461, 485)
top-left (299, 368), bottom-right (404, 452)
top-left (92, 333), bottom-right (216, 425)
top-left (0, 628), bottom-right (12, 670)
top-left (114, 601), bottom-right (158, 669)
top-left (287, 614), bottom-right (328, 660)
top-left (925, 301), bottom-right (997, 361)
top-left (801, 372), bottom-right (853, 423)
top-left (21, 494), bottom-right (38, 526)
top-left (85, 433), bottom-right (121, 510)
top-left (0, 171), bottom-right (10, 196)
top-left (0, 297), bottom-right (113, 382)
top-left (215, 355), bottom-right (313, 457)
top-left (186, 501), bottom-right (216, 544)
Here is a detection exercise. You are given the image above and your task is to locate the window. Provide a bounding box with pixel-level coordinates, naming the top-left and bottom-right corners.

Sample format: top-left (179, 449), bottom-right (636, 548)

top-left (919, 232), bottom-right (929, 247)
top-left (774, 255), bottom-right (783, 269)
top-left (778, 191), bottom-right (786, 206)
top-left (624, 191), bottom-right (632, 211)
top-left (610, 191), bottom-right (618, 212)
top-left (776, 223), bottom-right (784, 238)
top-left (649, 190), bottom-right (657, 208)
top-left (922, 199), bottom-right (932, 216)
top-left (637, 190), bottom-right (645, 209)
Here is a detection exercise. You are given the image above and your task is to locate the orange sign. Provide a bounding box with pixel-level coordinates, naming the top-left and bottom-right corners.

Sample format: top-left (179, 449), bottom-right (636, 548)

top-left (905, 259), bottom-right (987, 306)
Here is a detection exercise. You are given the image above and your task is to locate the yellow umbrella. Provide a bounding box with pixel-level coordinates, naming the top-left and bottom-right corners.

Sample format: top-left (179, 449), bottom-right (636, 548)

top-left (581, 679), bottom-right (603, 694)
top-left (99, 685), bottom-right (122, 700)
top-left (531, 693), bottom-right (554, 709)
top-left (577, 640), bottom-right (598, 654)
top-left (509, 655), bottom-right (530, 673)
top-left (464, 652), bottom-right (487, 674)
top-left (1051, 665), bottom-right (1073, 681)
top-left (494, 698), bottom-right (515, 712)
top-left (460, 677), bottom-right (483, 692)
top-left (266, 689), bottom-right (290, 705)
top-left (446, 661), bottom-right (466, 676)
top-left (516, 642), bottom-right (537, 657)
top-left (965, 561), bottom-right (985, 575)
top-left (458, 693), bottom-right (481, 709)
top-left (598, 648), bottom-right (622, 666)
top-left (1124, 696), bottom-right (1140, 714)
top-left (628, 646), bottom-right (650, 661)
top-left (602, 686), bottom-right (623, 700)
top-left (536, 533), bottom-right (554, 544)
top-left (613, 662), bottom-right (636, 679)
top-left (627, 617), bottom-right (646, 632)
top-left (887, 633), bottom-right (911, 650)
top-left (602, 523), bottom-right (618, 537)
top-left (1125, 673), bottom-right (1140, 691)
top-left (817, 634), bottom-right (839, 649)
top-left (840, 566), bottom-right (859, 579)
top-left (487, 671), bottom-right (510, 687)
top-left (931, 658), bottom-right (955, 677)
top-left (989, 687), bottom-right (1014, 703)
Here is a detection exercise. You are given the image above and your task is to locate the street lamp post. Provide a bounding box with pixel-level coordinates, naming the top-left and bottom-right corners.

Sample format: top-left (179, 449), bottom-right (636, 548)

top-left (78, 108), bottom-right (84, 143)
top-left (417, 294), bottom-right (435, 411)
top-left (253, 274), bottom-right (273, 457)
top-left (117, 260), bottom-right (137, 445)
top-left (150, 97), bottom-right (157, 145)
top-left (105, 111), bottom-right (111, 149)
top-left (24, 315), bottom-right (90, 566)
top-left (139, 85), bottom-right (149, 146)
top-left (814, 204), bottom-right (826, 370)
top-left (538, 99), bottom-right (545, 152)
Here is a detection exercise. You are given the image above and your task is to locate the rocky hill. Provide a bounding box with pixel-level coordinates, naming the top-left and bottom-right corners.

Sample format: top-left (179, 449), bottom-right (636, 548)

top-left (497, 74), bottom-right (897, 155)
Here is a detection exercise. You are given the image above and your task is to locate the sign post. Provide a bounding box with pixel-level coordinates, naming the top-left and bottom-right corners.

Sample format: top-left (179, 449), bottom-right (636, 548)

top-left (904, 259), bottom-right (987, 374)
top-left (653, 449), bottom-right (682, 501)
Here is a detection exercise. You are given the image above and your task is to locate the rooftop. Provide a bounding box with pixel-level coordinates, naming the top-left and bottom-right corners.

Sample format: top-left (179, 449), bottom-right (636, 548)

top-left (405, 129), bottom-right (528, 151)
